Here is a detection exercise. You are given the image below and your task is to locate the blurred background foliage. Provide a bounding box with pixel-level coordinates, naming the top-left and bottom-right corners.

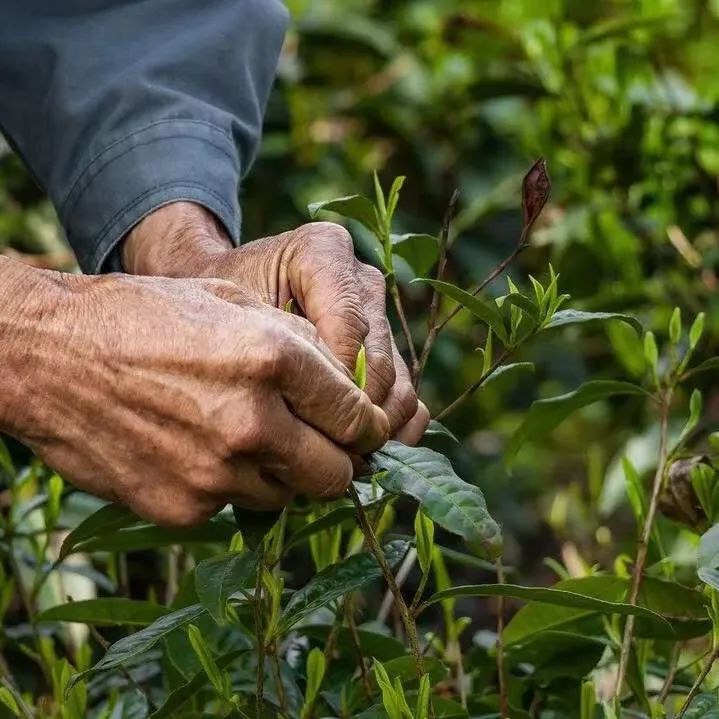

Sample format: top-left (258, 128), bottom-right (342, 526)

top-left (2, 0), bottom-right (719, 625)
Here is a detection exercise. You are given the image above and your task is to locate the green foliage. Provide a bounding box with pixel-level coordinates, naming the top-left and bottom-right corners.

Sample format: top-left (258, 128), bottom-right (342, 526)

top-left (3, 1), bottom-right (719, 717)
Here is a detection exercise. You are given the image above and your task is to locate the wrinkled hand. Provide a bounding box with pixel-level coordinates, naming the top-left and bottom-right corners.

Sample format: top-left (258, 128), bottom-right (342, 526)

top-left (123, 202), bottom-right (429, 443)
top-left (0, 257), bottom-right (389, 526)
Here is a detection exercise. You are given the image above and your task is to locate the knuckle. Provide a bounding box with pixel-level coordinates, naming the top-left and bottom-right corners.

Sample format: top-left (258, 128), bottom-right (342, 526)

top-left (335, 391), bottom-right (372, 446)
top-left (367, 349), bottom-right (396, 392)
top-left (231, 408), bottom-right (272, 454)
top-left (393, 383), bottom-right (420, 426)
top-left (152, 499), bottom-right (214, 529)
top-left (361, 264), bottom-right (386, 291)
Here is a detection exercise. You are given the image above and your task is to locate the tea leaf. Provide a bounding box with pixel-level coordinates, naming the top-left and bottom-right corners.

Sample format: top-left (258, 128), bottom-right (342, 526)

top-left (195, 551), bottom-right (257, 625)
top-left (375, 655), bottom-right (448, 686)
top-left (544, 309), bottom-right (642, 334)
top-left (423, 419), bottom-right (459, 443)
top-left (59, 503), bottom-right (141, 560)
top-left (698, 524), bottom-right (719, 590)
top-left (684, 357), bottom-right (719, 379)
top-left (37, 599), bottom-right (168, 627)
top-left (690, 313), bottom-right (706, 350)
top-left (187, 624), bottom-right (228, 699)
top-left (149, 650), bottom-right (246, 718)
top-left (683, 692), bottom-right (719, 718)
top-left (307, 194), bottom-right (378, 233)
top-left (503, 575), bottom-right (709, 645)
top-left (390, 233), bottom-right (439, 275)
top-left (669, 307), bottom-right (682, 344)
top-left (278, 540), bottom-right (409, 633)
top-left (522, 158), bottom-right (551, 232)
top-left (411, 278), bottom-right (508, 344)
top-left (414, 510), bottom-right (434, 575)
top-left (354, 345), bottom-right (367, 390)
top-left (505, 380), bottom-right (647, 462)
top-left (71, 604), bottom-right (207, 685)
top-left (371, 442), bottom-right (502, 559)
top-left (423, 583), bottom-right (669, 627)
top-left (300, 648), bottom-right (326, 719)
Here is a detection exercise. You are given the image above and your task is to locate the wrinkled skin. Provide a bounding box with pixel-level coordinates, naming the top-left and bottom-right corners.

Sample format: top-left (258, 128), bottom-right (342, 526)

top-left (123, 201), bottom-right (430, 444)
top-left (0, 256), bottom-right (389, 526)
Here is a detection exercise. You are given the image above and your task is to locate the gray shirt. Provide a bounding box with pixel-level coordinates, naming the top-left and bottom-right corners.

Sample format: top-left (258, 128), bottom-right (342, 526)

top-left (0, 0), bottom-right (288, 272)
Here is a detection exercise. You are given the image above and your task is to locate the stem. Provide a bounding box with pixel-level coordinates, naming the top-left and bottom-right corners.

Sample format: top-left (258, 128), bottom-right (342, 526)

top-left (677, 645), bottom-right (719, 718)
top-left (377, 548), bottom-right (417, 624)
top-left (0, 677), bottom-right (34, 719)
top-left (435, 350), bottom-right (511, 421)
top-left (348, 486), bottom-right (424, 676)
top-left (270, 643), bottom-right (289, 717)
top-left (496, 559), bottom-right (508, 718)
top-left (254, 546), bottom-right (266, 719)
top-left (413, 190), bottom-right (459, 389)
top-left (435, 229), bottom-right (529, 335)
top-left (345, 597), bottom-right (372, 699)
top-left (410, 565), bottom-right (430, 616)
top-left (657, 642), bottom-right (682, 704)
top-left (389, 282), bottom-right (418, 370)
top-left (614, 389), bottom-right (672, 702)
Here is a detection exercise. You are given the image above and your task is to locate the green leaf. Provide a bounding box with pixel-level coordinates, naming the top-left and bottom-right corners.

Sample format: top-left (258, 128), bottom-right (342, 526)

top-left (670, 307), bottom-right (682, 344)
top-left (187, 624), bottom-right (228, 699)
top-left (411, 279), bottom-right (508, 344)
top-left (278, 540), bottom-right (409, 633)
top-left (71, 604), bottom-right (207, 685)
top-left (505, 380), bottom-right (647, 462)
top-left (544, 309), bottom-right (642, 334)
top-left (683, 692), bottom-right (719, 718)
top-left (149, 650), bottom-right (246, 719)
top-left (37, 599), bottom-right (168, 627)
top-left (302, 624), bottom-right (406, 662)
top-left (684, 357), bottom-right (719, 379)
top-left (0, 687), bottom-right (20, 716)
top-left (698, 524), bottom-right (719, 590)
top-left (390, 234), bottom-right (439, 275)
top-left (414, 510), bottom-right (434, 575)
top-left (370, 442), bottom-right (502, 559)
top-left (354, 345), bottom-right (367, 390)
top-left (195, 551), bottom-right (257, 625)
top-left (422, 583), bottom-right (669, 627)
top-left (503, 575), bottom-right (709, 646)
top-left (482, 362), bottom-right (534, 391)
top-left (307, 194), bottom-right (378, 233)
top-left (300, 647), bottom-right (326, 719)
top-left (690, 313), bottom-right (706, 350)
top-left (500, 292), bottom-right (540, 322)
top-left (375, 656), bottom-right (448, 686)
top-left (423, 419), bottom-right (459, 443)
top-left (59, 503), bottom-right (141, 560)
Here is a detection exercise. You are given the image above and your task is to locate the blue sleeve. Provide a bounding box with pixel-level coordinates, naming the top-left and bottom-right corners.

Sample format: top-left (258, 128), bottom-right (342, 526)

top-left (0, 0), bottom-right (288, 272)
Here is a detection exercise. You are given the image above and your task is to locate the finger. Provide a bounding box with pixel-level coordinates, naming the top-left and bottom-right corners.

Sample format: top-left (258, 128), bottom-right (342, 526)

top-left (274, 331), bottom-right (390, 454)
top-left (381, 340), bottom-right (420, 437)
top-left (229, 462), bottom-right (296, 511)
top-left (288, 222), bottom-right (370, 371)
top-left (258, 396), bottom-right (353, 500)
top-left (358, 264), bottom-right (396, 406)
top-left (392, 400), bottom-right (430, 446)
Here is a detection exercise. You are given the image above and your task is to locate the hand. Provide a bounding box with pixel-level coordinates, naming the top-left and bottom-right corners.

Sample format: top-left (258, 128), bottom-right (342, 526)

top-left (0, 257), bottom-right (389, 526)
top-left (122, 202), bottom-right (430, 443)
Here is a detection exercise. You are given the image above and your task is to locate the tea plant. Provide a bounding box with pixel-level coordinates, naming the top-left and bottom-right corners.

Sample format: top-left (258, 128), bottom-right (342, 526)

top-left (1, 162), bottom-right (718, 719)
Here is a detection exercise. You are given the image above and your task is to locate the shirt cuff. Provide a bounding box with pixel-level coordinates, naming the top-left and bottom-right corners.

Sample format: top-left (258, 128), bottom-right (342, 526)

top-left (58, 119), bottom-right (242, 273)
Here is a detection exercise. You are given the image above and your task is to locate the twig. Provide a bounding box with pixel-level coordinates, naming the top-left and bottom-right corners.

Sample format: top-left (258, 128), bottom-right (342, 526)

top-left (435, 350), bottom-right (511, 421)
top-left (270, 643), bottom-right (289, 717)
top-left (254, 546), bottom-right (266, 719)
top-left (345, 597), bottom-right (372, 699)
top-left (657, 642), bottom-right (682, 705)
top-left (413, 190), bottom-right (459, 389)
top-left (435, 229), bottom-right (530, 335)
top-left (348, 486), bottom-right (424, 676)
top-left (496, 559), bottom-right (508, 718)
top-left (389, 282), bottom-right (418, 370)
top-left (88, 625), bottom-right (157, 711)
top-left (377, 548), bottom-right (417, 625)
top-left (614, 390), bottom-right (672, 702)
top-left (677, 645), bottom-right (719, 718)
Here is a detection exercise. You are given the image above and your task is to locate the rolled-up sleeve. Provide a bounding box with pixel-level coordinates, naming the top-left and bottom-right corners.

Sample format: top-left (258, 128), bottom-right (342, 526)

top-left (0, 0), bottom-right (288, 272)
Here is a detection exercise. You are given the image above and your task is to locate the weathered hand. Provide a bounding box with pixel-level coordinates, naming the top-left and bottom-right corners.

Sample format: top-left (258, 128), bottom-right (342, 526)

top-left (0, 256), bottom-right (389, 526)
top-left (123, 202), bottom-right (430, 443)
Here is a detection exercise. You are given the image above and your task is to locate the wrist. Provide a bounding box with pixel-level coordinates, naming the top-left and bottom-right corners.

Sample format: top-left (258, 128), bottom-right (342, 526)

top-left (122, 201), bottom-right (233, 276)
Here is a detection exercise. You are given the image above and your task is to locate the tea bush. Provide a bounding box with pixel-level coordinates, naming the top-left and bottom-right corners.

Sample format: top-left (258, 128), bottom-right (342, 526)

top-left (2, 1), bottom-right (719, 718)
